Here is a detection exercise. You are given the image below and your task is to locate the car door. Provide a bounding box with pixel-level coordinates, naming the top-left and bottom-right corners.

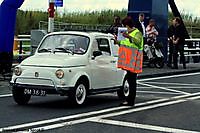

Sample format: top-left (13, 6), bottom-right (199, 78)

top-left (110, 38), bottom-right (125, 87)
top-left (89, 38), bottom-right (117, 89)
top-left (89, 39), bottom-right (106, 89)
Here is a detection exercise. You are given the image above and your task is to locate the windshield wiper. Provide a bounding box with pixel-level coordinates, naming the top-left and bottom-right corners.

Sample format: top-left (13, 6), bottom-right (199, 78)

top-left (38, 48), bottom-right (51, 53)
top-left (54, 47), bottom-right (74, 55)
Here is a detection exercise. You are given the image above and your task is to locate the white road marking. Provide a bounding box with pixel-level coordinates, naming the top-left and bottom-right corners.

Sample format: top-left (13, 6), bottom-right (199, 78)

top-left (137, 86), bottom-right (152, 89)
top-left (0, 105), bottom-right (128, 132)
top-left (138, 72), bottom-right (200, 82)
top-left (2, 92), bottom-right (200, 132)
top-left (91, 119), bottom-right (200, 133)
top-left (137, 91), bottom-right (180, 95)
top-left (145, 82), bottom-right (200, 86)
top-left (1, 72), bottom-right (200, 132)
top-left (0, 94), bottom-right (12, 98)
top-left (168, 86), bottom-right (200, 89)
top-left (21, 95), bottom-right (200, 132)
top-left (138, 82), bottom-right (190, 95)
top-left (93, 96), bottom-right (200, 119)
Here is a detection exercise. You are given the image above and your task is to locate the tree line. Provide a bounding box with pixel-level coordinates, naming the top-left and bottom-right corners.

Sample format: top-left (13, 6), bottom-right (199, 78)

top-left (15, 9), bottom-right (200, 35)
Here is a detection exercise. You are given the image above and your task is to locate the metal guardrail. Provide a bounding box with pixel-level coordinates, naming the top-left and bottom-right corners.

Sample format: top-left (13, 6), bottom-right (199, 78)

top-left (14, 35), bottom-right (31, 63)
top-left (15, 34), bottom-right (200, 63)
top-left (184, 38), bottom-right (200, 62)
top-left (186, 26), bottom-right (200, 38)
top-left (39, 21), bottom-right (110, 32)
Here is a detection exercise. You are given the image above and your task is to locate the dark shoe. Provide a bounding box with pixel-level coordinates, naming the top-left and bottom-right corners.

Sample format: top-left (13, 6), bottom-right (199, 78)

top-left (167, 64), bottom-right (172, 68)
top-left (172, 66), bottom-right (178, 69)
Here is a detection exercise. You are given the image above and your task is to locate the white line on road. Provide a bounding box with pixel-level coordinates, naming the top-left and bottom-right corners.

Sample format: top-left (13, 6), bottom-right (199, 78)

top-left (168, 86), bottom-right (200, 89)
top-left (137, 91), bottom-right (180, 95)
top-left (137, 86), bottom-right (153, 89)
top-left (1, 72), bottom-right (200, 132)
top-left (93, 97), bottom-right (196, 119)
top-left (144, 82), bottom-right (200, 86)
top-left (91, 119), bottom-right (200, 133)
top-left (22, 95), bottom-right (200, 133)
top-left (9, 93), bottom-right (200, 133)
top-left (1, 92), bottom-right (200, 132)
top-left (138, 82), bottom-right (190, 95)
top-left (0, 105), bottom-right (128, 132)
top-left (0, 94), bottom-right (12, 98)
top-left (138, 72), bottom-right (200, 82)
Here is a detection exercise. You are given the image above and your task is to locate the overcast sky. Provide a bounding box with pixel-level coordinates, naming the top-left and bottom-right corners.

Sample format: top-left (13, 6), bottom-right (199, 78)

top-left (0, 0), bottom-right (199, 17)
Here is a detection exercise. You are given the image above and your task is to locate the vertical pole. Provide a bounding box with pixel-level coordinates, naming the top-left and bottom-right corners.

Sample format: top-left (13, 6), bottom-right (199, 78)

top-left (48, 0), bottom-right (55, 33)
top-left (19, 41), bottom-right (23, 63)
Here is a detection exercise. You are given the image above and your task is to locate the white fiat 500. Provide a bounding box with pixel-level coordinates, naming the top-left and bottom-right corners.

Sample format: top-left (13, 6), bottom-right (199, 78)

top-left (10, 31), bottom-right (129, 105)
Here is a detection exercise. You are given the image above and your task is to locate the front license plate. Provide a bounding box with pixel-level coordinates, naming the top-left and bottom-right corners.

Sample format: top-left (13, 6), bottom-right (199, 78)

top-left (24, 88), bottom-right (46, 96)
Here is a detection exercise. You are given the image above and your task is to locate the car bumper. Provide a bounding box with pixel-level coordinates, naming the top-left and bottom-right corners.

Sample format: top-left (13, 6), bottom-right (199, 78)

top-left (10, 77), bottom-right (74, 95)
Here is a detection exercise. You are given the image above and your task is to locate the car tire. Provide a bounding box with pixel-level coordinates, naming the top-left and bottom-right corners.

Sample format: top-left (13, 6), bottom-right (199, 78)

top-left (154, 57), bottom-right (164, 68)
top-left (117, 77), bottom-right (130, 99)
top-left (12, 87), bottom-right (31, 105)
top-left (70, 81), bottom-right (87, 105)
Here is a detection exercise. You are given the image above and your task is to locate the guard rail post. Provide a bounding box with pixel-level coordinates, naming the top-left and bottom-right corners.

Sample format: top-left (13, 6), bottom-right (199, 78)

top-left (18, 41), bottom-right (23, 63)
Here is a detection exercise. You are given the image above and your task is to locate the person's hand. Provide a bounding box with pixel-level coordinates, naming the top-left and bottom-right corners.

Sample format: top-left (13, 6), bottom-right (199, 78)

top-left (114, 34), bottom-right (117, 40)
top-left (113, 34), bottom-right (119, 45)
top-left (122, 32), bottom-right (130, 38)
top-left (173, 40), bottom-right (178, 45)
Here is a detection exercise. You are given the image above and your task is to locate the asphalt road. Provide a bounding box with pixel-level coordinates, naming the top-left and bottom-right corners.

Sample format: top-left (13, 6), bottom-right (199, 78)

top-left (1, 72), bottom-right (200, 133)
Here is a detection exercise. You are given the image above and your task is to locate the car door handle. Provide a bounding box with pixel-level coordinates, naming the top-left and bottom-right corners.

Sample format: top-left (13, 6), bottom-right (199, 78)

top-left (110, 60), bottom-right (116, 63)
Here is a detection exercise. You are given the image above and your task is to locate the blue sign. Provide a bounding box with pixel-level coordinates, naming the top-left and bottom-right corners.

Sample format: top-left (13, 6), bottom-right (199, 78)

top-left (55, 0), bottom-right (63, 7)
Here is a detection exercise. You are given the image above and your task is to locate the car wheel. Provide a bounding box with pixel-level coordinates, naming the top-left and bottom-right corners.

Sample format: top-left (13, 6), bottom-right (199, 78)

top-left (12, 87), bottom-right (31, 105)
top-left (154, 57), bottom-right (164, 68)
top-left (70, 81), bottom-right (87, 105)
top-left (148, 59), bottom-right (155, 68)
top-left (117, 78), bottom-right (130, 99)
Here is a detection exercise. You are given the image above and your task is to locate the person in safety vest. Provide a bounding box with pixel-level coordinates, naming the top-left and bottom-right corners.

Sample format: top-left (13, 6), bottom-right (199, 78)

top-left (115, 16), bottom-right (143, 106)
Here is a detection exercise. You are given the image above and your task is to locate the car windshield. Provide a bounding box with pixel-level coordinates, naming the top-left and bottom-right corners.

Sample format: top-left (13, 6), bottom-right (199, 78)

top-left (38, 34), bottom-right (90, 55)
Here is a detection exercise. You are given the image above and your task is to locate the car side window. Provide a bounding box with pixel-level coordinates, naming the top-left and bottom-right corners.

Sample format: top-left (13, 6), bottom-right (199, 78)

top-left (96, 38), bottom-right (111, 56)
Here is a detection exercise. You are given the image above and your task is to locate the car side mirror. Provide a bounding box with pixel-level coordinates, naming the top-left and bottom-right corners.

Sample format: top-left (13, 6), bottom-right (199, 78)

top-left (92, 51), bottom-right (102, 59)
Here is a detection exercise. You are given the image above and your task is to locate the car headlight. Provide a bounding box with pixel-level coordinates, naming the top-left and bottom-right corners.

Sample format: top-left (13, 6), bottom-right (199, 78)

top-left (14, 67), bottom-right (22, 76)
top-left (55, 69), bottom-right (64, 79)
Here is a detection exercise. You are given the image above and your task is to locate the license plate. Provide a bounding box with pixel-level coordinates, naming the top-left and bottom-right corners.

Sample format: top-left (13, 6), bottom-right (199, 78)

top-left (24, 88), bottom-right (46, 96)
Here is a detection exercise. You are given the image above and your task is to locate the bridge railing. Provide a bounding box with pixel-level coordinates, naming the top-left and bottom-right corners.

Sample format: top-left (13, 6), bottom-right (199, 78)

top-left (14, 35), bottom-right (31, 63)
top-left (184, 38), bottom-right (200, 63)
top-left (39, 21), bottom-right (110, 32)
top-left (14, 34), bottom-right (200, 64)
top-left (186, 26), bottom-right (200, 38)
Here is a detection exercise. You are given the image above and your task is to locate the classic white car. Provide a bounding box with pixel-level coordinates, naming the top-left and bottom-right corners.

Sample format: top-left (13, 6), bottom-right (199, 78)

top-left (10, 31), bottom-right (130, 105)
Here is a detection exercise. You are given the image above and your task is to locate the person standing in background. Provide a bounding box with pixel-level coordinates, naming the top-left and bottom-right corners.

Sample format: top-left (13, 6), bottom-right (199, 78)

top-left (172, 17), bottom-right (186, 69)
top-left (107, 16), bottom-right (122, 35)
top-left (167, 19), bottom-right (176, 68)
top-left (135, 13), bottom-right (146, 38)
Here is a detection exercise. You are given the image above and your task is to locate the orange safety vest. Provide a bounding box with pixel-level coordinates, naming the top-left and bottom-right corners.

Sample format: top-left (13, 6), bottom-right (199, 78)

top-left (117, 29), bottom-right (143, 73)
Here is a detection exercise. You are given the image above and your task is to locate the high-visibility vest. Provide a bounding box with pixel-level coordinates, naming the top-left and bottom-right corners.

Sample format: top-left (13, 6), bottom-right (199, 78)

top-left (117, 29), bottom-right (143, 73)
top-left (119, 29), bottom-right (143, 50)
